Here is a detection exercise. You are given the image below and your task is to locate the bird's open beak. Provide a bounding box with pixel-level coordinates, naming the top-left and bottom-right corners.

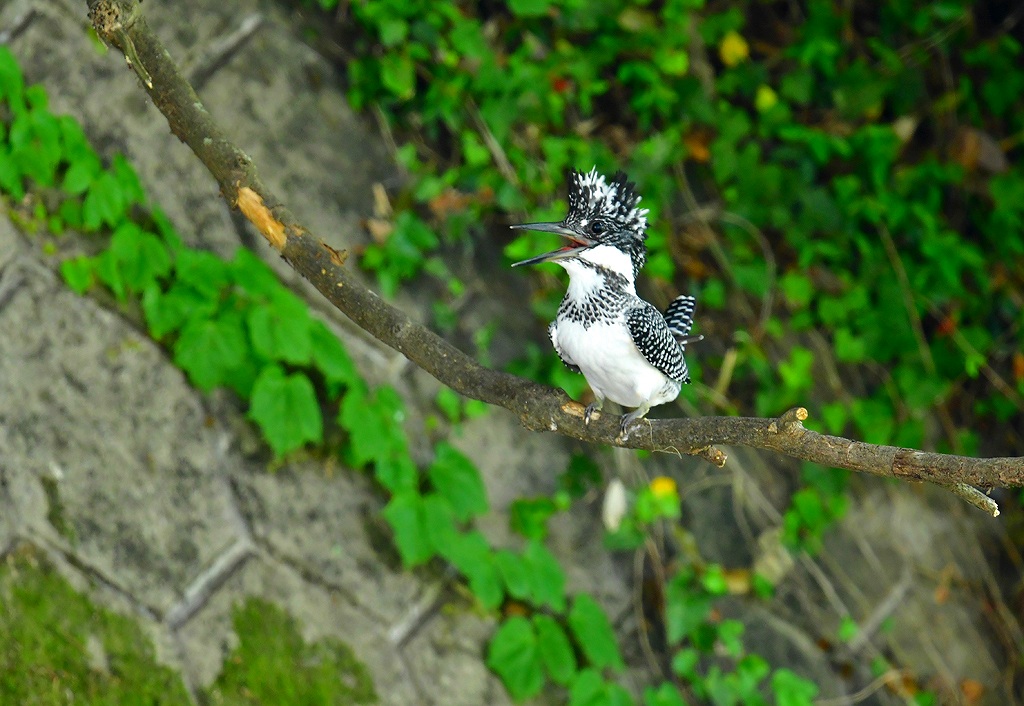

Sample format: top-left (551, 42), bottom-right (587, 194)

top-left (509, 222), bottom-right (595, 267)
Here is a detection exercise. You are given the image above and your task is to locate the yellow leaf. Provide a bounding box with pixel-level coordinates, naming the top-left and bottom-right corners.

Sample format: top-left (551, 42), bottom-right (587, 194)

top-left (649, 476), bottom-right (677, 498)
top-left (719, 31), bottom-right (749, 68)
top-left (618, 7), bottom-right (656, 32)
top-left (755, 85), bottom-right (778, 112)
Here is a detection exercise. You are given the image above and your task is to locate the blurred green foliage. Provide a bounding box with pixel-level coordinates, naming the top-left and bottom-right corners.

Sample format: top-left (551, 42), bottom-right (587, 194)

top-left (330, 0), bottom-right (1023, 458)
top-left (305, 0), bottom-right (1022, 700)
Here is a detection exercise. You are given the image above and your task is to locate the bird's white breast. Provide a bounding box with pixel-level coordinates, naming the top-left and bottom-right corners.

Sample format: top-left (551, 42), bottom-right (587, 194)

top-left (552, 317), bottom-right (680, 409)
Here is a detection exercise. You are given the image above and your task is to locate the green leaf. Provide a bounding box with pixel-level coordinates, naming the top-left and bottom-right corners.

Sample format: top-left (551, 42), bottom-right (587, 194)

top-left (0, 145), bottom-right (24, 199)
top-left (735, 654), bottom-right (771, 692)
top-left (108, 223), bottom-right (172, 292)
top-left (62, 151), bottom-right (102, 194)
top-left (247, 365), bottom-right (323, 456)
top-left (561, 453), bottom-right (602, 497)
top-left (373, 455), bottom-right (419, 498)
top-left (701, 565), bottom-right (729, 596)
top-left (230, 248), bottom-right (282, 297)
top-left (0, 47), bottom-right (26, 111)
top-left (570, 669), bottom-right (604, 706)
top-left (533, 615), bottom-right (577, 686)
top-left (524, 540), bottom-right (566, 612)
top-left (338, 386), bottom-right (416, 493)
top-left (666, 571), bottom-right (713, 643)
top-left (704, 665), bottom-right (745, 706)
top-left (655, 49), bottom-right (689, 76)
top-left (838, 616), bottom-right (858, 642)
top-left (376, 17), bottom-right (408, 47)
top-left (671, 648), bottom-right (699, 679)
top-left (361, 211), bottom-right (440, 296)
top-left (382, 491), bottom-right (433, 567)
top-left (427, 442), bottom-right (488, 522)
top-left (834, 327), bottom-right (866, 362)
top-left (778, 346), bottom-right (814, 392)
top-left (82, 171), bottom-right (126, 231)
top-left (494, 550), bottom-right (531, 601)
top-left (568, 594), bottom-right (624, 671)
top-left (487, 617), bottom-right (544, 701)
top-left (380, 53), bottom-right (415, 99)
top-left (93, 249), bottom-right (126, 300)
top-left (508, 0), bottom-right (549, 18)
top-left (434, 387), bottom-right (463, 422)
top-left (421, 492), bottom-right (459, 553)
top-left (820, 402), bottom-right (847, 434)
top-left (644, 683), bottom-right (688, 706)
top-left (58, 197), bottom-right (82, 228)
top-left (174, 248), bottom-right (231, 298)
top-left (606, 682), bottom-right (634, 706)
top-left (779, 271), bottom-right (813, 308)
top-left (509, 497), bottom-right (557, 540)
top-left (222, 352), bottom-right (261, 398)
top-left (309, 320), bottom-right (358, 391)
top-left (569, 669), bottom-right (634, 706)
top-left (850, 396), bottom-right (895, 446)
top-left (60, 256), bottom-right (95, 294)
top-left (141, 282), bottom-right (218, 340)
top-left (771, 669), bottom-right (818, 706)
top-left (445, 530), bottom-right (503, 609)
top-left (173, 312), bottom-right (249, 391)
top-left (752, 573), bottom-right (775, 599)
top-left (716, 619), bottom-right (745, 657)
top-left (12, 109), bottom-right (61, 186)
top-left (247, 299), bottom-right (313, 365)
top-left (111, 154), bottom-right (145, 206)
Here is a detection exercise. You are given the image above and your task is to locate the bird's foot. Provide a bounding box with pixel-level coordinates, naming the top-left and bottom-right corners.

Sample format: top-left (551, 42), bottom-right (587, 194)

top-left (618, 407), bottom-right (651, 441)
top-left (584, 400), bottom-right (603, 426)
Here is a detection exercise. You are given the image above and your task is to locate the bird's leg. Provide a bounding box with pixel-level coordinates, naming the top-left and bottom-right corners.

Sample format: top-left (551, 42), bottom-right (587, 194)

top-left (584, 396), bottom-right (604, 426)
top-left (618, 404), bottom-right (651, 441)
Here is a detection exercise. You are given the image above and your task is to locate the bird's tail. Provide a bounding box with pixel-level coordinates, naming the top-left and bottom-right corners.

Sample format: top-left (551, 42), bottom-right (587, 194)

top-left (664, 295), bottom-right (702, 348)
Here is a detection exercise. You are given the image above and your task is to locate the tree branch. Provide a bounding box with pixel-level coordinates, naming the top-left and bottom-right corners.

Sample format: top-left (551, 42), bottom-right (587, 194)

top-left (83, 0), bottom-right (1023, 515)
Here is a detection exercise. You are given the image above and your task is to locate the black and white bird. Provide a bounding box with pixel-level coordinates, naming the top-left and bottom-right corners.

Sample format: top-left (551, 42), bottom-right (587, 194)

top-left (512, 168), bottom-right (700, 439)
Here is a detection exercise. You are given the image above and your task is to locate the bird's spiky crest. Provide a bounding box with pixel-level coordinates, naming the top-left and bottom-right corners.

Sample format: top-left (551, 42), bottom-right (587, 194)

top-left (565, 168), bottom-right (648, 234)
top-left (564, 168), bottom-right (649, 276)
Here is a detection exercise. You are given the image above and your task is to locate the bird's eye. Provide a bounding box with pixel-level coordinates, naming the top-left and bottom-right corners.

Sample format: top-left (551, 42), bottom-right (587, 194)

top-left (590, 222), bottom-right (605, 235)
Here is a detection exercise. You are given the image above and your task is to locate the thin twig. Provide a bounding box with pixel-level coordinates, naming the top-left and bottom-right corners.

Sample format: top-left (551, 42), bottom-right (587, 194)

top-left (187, 13), bottom-right (263, 89)
top-left (633, 539), bottom-right (667, 681)
top-left (467, 98), bottom-right (518, 186)
top-left (920, 296), bottom-right (1024, 413)
top-left (717, 211), bottom-right (777, 341)
top-left (846, 567), bottom-right (914, 652)
top-left (877, 224), bottom-right (935, 375)
top-left (0, 5), bottom-right (37, 44)
top-left (877, 224), bottom-right (964, 449)
top-left (945, 482), bottom-right (999, 517)
top-left (814, 670), bottom-right (904, 706)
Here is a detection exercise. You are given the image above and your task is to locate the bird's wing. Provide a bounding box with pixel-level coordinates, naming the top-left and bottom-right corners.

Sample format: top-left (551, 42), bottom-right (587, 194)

top-left (663, 295), bottom-right (696, 340)
top-left (627, 302), bottom-right (690, 383)
top-left (549, 321), bottom-right (581, 373)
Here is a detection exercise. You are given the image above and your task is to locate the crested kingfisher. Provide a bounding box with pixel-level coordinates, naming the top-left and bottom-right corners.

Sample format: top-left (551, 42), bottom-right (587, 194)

top-left (512, 168), bottom-right (700, 440)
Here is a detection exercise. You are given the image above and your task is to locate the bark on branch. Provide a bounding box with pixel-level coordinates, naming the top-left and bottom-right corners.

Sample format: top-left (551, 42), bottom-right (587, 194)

top-left (84, 0), bottom-right (1021, 516)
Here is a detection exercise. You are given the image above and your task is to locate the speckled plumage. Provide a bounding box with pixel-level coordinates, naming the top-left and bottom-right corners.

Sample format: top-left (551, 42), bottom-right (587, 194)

top-left (663, 294), bottom-right (697, 342)
top-left (626, 303), bottom-right (690, 383)
top-left (513, 168), bottom-right (699, 438)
